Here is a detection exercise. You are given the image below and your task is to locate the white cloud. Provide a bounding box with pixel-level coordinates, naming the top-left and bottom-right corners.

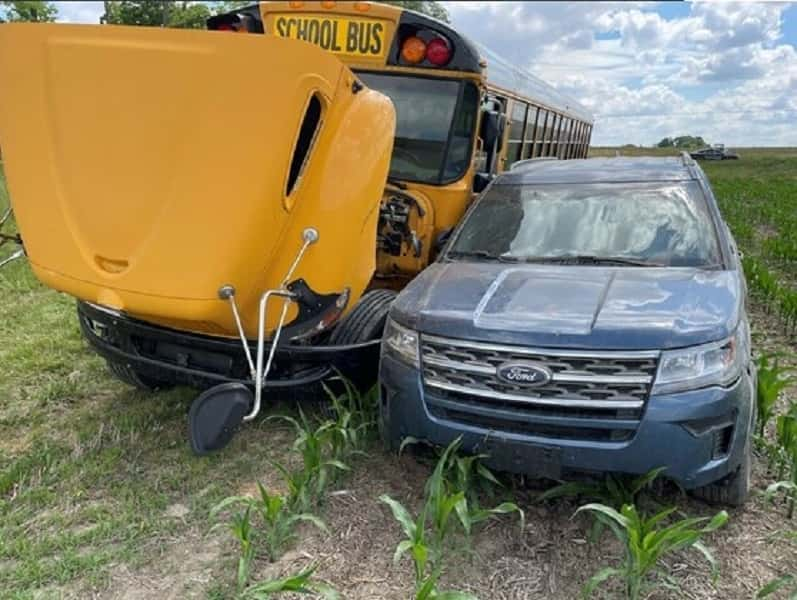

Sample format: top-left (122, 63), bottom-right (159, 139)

top-left (448, 1), bottom-right (797, 146)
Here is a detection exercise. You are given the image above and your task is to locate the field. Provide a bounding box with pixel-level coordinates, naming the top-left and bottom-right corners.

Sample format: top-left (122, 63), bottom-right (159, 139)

top-left (1, 148), bottom-right (796, 600)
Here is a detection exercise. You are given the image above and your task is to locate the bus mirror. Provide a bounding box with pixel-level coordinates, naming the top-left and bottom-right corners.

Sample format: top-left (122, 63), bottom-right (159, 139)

top-left (473, 172), bottom-right (494, 193)
top-left (481, 111), bottom-right (504, 150)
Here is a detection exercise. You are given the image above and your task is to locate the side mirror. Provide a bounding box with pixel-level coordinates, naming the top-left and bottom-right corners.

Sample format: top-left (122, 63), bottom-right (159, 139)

top-left (473, 172), bottom-right (494, 193)
top-left (480, 111), bottom-right (504, 150)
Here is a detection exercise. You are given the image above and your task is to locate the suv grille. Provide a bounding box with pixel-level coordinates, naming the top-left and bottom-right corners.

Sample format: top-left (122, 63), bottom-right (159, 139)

top-left (420, 334), bottom-right (659, 442)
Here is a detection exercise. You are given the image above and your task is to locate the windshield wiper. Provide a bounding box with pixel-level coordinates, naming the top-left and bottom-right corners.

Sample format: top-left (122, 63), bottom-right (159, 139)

top-left (386, 177), bottom-right (408, 190)
top-left (447, 250), bottom-right (521, 263)
top-left (519, 255), bottom-right (666, 267)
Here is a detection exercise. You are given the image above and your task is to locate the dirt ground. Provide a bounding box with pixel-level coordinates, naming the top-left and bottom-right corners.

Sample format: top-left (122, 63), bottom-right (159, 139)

top-left (80, 303), bottom-right (796, 600)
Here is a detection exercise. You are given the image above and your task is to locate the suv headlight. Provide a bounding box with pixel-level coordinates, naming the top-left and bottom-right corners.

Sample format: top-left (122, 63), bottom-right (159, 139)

top-left (652, 321), bottom-right (749, 395)
top-left (382, 318), bottom-right (419, 367)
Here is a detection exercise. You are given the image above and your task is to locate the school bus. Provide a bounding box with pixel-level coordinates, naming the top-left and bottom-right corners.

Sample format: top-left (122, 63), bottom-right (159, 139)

top-left (0, 2), bottom-right (593, 453)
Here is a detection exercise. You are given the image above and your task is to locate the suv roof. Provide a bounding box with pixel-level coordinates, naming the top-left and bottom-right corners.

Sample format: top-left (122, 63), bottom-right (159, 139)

top-left (497, 156), bottom-right (698, 185)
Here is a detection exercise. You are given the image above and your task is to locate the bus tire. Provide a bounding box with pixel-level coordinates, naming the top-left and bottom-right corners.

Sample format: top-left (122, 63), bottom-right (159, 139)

top-left (328, 289), bottom-right (397, 391)
top-left (330, 289), bottom-right (397, 345)
top-left (107, 360), bottom-right (173, 392)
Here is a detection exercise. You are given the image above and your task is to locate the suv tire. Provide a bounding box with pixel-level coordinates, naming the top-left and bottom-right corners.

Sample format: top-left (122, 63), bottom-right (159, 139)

top-left (693, 437), bottom-right (751, 506)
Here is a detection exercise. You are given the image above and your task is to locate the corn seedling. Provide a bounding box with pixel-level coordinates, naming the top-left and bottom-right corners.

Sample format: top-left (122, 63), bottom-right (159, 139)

top-left (242, 564), bottom-right (340, 599)
top-left (757, 573), bottom-right (797, 599)
top-left (432, 438), bottom-right (523, 551)
top-left (379, 494), bottom-right (477, 600)
top-left (212, 480), bottom-right (328, 565)
top-left (776, 406), bottom-right (797, 509)
top-left (576, 503), bottom-right (728, 600)
top-left (756, 353), bottom-right (793, 438)
top-left (208, 503), bottom-right (255, 593)
top-left (322, 376), bottom-right (378, 464)
top-left (270, 408), bottom-right (349, 508)
top-left (764, 480), bottom-right (797, 520)
top-left (538, 467), bottom-right (666, 542)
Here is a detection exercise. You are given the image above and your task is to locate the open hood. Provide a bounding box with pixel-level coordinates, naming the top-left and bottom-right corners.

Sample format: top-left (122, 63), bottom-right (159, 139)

top-left (0, 23), bottom-right (395, 337)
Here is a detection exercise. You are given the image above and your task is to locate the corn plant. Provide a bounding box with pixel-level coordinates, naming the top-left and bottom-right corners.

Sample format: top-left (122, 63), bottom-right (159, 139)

top-left (209, 503), bottom-right (255, 593)
top-left (757, 573), bottom-right (797, 599)
top-left (322, 376), bottom-right (379, 464)
top-left (538, 467), bottom-right (666, 542)
top-left (576, 503), bottom-right (728, 600)
top-left (764, 480), bottom-right (797, 520)
top-left (756, 353), bottom-right (793, 437)
top-left (379, 494), bottom-right (477, 600)
top-left (777, 405), bottom-right (797, 486)
top-left (241, 564), bottom-right (340, 599)
top-left (270, 408), bottom-right (349, 509)
top-left (211, 481), bottom-right (328, 594)
top-left (429, 438), bottom-right (522, 554)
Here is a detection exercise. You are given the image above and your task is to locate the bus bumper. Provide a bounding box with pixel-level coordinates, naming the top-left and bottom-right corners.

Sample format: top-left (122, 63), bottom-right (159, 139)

top-left (78, 301), bottom-right (379, 390)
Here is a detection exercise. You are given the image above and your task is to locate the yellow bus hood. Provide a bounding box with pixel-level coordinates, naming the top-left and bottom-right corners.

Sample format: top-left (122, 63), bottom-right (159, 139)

top-left (0, 24), bottom-right (395, 337)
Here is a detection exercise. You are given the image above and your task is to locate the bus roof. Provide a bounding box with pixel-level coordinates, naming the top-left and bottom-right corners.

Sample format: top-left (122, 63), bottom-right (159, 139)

top-left (476, 42), bottom-right (594, 124)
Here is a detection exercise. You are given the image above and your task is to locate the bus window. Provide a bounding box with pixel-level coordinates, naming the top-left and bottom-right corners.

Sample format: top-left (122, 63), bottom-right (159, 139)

top-left (442, 82), bottom-right (479, 181)
top-left (547, 113), bottom-right (558, 157)
top-left (559, 118), bottom-right (570, 159)
top-left (534, 109), bottom-right (548, 157)
top-left (522, 106), bottom-right (538, 160)
top-left (506, 100), bottom-right (526, 167)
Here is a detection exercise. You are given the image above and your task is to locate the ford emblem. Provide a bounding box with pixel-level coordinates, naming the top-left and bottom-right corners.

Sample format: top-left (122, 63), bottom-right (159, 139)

top-left (496, 362), bottom-right (552, 387)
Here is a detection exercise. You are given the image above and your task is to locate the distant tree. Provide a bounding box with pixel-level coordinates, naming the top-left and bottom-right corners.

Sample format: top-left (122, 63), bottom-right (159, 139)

top-left (657, 135), bottom-right (706, 149)
top-left (1, 1), bottom-right (57, 22)
top-left (214, 0), bottom-right (254, 11)
top-left (673, 135), bottom-right (706, 149)
top-left (101, 1), bottom-right (210, 29)
top-left (382, 1), bottom-right (450, 23)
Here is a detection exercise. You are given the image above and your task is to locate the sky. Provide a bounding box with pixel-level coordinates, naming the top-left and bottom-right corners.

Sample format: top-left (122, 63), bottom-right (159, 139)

top-left (53, 1), bottom-right (797, 147)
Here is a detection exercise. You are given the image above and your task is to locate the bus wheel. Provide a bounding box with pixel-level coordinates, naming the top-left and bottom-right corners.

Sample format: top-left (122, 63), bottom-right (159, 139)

top-left (328, 289), bottom-right (397, 391)
top-left (330, 289), bottom-right (397, 345)
top-left (106, 360), bottom-right (173, 392)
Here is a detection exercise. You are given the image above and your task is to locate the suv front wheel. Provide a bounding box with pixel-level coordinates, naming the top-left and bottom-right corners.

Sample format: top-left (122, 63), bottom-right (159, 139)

top-left (693, 437), bottom-right (751, 506)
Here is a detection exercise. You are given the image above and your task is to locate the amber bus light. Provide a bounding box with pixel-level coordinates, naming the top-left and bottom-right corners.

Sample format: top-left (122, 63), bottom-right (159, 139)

top-left (401, 36), bottom-right (426, 64)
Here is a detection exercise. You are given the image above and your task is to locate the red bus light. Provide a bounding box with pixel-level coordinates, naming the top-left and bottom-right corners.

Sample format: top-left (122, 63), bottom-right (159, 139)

top-left (426, 37), bottom-right (451, 66)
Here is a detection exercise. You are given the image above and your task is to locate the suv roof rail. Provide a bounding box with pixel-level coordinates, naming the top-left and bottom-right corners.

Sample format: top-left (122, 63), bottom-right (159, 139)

top-left (509, 157), bottom-right (559, 171)
top-left (680, 151), bottom-right (695, 166)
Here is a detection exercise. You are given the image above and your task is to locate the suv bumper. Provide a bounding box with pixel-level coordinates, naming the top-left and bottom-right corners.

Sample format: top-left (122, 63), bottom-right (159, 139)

top-left (380, 354), bottom-right (755, 489)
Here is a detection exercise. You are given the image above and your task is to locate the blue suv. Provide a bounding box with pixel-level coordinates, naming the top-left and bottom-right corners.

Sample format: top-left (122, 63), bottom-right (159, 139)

top-left (379, 155), bottom-right (755, 505)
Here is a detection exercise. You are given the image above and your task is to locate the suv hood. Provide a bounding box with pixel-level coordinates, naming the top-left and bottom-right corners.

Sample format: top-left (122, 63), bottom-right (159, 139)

top-left (391, 262), bottom-right (742, 350)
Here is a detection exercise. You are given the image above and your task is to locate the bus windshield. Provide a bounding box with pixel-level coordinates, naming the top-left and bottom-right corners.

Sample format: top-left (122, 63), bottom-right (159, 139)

top-left (357, 72), bottom-right (477, 185)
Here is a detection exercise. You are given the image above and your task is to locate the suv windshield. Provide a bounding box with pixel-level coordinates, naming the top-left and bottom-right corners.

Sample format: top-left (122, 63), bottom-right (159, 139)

top-left (448, 182), bottom-right (722, 268)
top-left (357, 72), bottom-right (478, 185)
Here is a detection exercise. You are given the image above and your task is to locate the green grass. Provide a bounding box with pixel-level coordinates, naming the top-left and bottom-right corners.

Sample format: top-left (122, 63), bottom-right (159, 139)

top-left (1, 150), bottom-right (796, 597)
top-left (0, 164), bottom-right (309, 595)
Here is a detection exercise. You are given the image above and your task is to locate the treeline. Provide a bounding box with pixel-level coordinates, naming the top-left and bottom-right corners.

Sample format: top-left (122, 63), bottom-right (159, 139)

top-left (656, 135), bottom-right (707, 149)
top-left (0, 1), bottom-right (450, 26)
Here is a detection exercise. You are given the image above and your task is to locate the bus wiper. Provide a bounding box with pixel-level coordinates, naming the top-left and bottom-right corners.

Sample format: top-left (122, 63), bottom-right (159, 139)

top-left (521, 255), bottom-right (665, 267)
top-left (447, 250), bottom-right (520, 263)
top-left (386, 177), bottom-right (407, 190)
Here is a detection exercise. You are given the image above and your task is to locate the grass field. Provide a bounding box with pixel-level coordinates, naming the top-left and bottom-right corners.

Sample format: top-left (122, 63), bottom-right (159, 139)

top-left (1, 150), bottom-right (796, 599)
